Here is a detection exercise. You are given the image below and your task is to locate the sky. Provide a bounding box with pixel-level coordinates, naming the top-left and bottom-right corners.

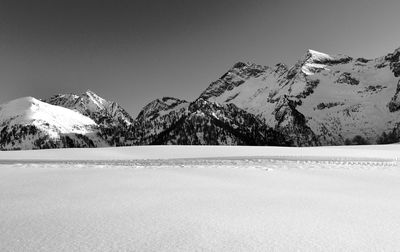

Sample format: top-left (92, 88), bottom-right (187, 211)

top-left (1, 0), bottom-right (400, 117)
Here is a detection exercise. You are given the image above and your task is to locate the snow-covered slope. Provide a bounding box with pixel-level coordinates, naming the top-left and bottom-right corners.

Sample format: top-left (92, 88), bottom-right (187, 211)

top-left (199, 47), bottom-right (400, 145)
top-left (1, 143), bottom-right (399, 161)
top-left (0, 97), bottom-right (108, 150)
top-left (1, 146), bottom-right (400, 251)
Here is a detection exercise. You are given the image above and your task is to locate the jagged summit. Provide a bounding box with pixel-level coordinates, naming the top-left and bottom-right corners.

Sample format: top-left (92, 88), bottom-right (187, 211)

top-left (82, 90), bottom-right (108, 109)
top-left (85, 89), bottom-right (98, 95)
top-left (160, 96), bottom-right (187, 104)
top-left (44, 90), bottom-right (133, 126)
top-left (130, 96), bottom-right (190, 145)
top-left (301, 49), bottom-right (332, 75)
top-left (301, 49), bottom-right (353, 75)
top-left (136, 97), bottom-right (188, 121)
top-left (305, 49), bottom-right (333, 62)
top-left (142, 97), bottom-right (187, 110)
top-left (231, 61), bottom-right (247, 69)
top-left (230, 61), bottom-right (268, 71)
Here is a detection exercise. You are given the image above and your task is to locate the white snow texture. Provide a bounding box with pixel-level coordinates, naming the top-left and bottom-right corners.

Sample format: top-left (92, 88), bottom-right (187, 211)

top-left (1, 145), bottom-right (400, 251)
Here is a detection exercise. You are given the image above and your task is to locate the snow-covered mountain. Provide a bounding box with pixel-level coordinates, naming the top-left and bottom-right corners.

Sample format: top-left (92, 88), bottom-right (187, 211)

top-left (198, 47), bottom-right (400, 145)
top-left (42, 90), bottom-right (135, 147)
top-left (2, 47), bottom-right (400, 149)
top-left (44, 90), bottom-right (133, 127)
top-left (0, 97), bottom-right (108, 150)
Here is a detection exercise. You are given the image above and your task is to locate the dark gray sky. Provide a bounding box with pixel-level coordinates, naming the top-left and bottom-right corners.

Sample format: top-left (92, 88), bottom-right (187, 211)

top-left (1, 0), bottom-right (400, 116)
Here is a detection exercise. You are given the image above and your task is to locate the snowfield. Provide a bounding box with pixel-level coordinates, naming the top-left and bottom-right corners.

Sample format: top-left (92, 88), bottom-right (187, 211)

top-left (1, 144), bottom-right (400, 161)
top-left (1, 146), bottom-right (400, 251)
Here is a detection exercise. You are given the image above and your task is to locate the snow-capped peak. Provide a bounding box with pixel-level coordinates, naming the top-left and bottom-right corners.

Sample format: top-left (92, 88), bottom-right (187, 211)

top-left (0, 96), bottom-right (97, 137)
top-left (82, 90), bottom-right (108, 110)
top-left (85, 89), bottom-right (97, 96)
top-left (44, 90), bottom-right (134, 126)
top-left (0, 96), bottom-right (38, 120)
top-left (302, 49), bottom-right (334, 75)
top-left (306, 49), bottom-right (333, 62)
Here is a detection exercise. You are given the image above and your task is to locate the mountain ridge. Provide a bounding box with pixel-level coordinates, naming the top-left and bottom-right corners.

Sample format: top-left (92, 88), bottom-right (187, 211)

top-left (2, 46), bottom-right (400, 150)
top-left (44, 90), bottom-right (134, 127)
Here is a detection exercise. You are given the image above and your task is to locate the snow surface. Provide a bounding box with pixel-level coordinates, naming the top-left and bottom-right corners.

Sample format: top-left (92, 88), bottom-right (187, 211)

top-left (1, 145), bottom-right (400, 251)
top-left (1, 145), bottom-right (400, 161)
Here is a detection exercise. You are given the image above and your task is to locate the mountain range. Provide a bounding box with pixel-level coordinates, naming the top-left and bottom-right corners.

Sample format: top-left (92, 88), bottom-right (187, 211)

top-left (1, 47), bottom-right (400, 150)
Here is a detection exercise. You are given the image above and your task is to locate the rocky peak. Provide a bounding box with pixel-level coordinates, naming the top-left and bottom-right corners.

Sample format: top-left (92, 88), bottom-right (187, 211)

top-left (230, 61), bottom-right (268, 77)
top-left (231, 61), bottom-right (247, 69)
top-left (301, 49), bottom-right (353, 75)
top-left (79, 90), bottom-right (108, 110)
top-left (385, 47), bottom-right (400, 62)
top-left (43, 93), bottom-right (80, 107)
top-left (273, 63), bottom-right (289, 75)
top-left (44, 90), bottom-right (133, 126)
top-left (199, 62), bottom-right (269, 101)
top-left (384, 47), bottom-right (400, 77)
top-left (136, 97), bottom-right (188, 122)
top-left (84, 89), bottom-right (99, 96)
top-left (304, 49), bottom-right (334, 63)
top-left (142, 97), bottom-right (187, 112)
